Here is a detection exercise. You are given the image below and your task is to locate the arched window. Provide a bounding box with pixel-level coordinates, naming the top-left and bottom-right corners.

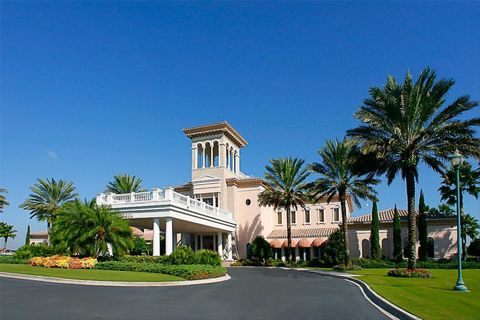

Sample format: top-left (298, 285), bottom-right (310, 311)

top-left (382, 239), bottom-right (390, 258)
top-left (197, 144), bottom-right (204, 169)
top-left (205, 143), bottom-right (212, 167)
top-left (362, 239), bottom-right (370, 258)
top-left (427, 237), bottom-right (435, 258)
top-left (213, 141), bottom-right (219, 167)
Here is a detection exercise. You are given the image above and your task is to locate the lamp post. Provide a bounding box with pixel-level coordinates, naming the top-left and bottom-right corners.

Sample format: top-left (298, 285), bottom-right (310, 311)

top-left (451, 150), bottom-right (468, 292)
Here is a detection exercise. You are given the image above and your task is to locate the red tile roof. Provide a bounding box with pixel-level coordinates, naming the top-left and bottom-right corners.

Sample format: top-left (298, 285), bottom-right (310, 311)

top-left (347, 208), bottom-right (455, 224)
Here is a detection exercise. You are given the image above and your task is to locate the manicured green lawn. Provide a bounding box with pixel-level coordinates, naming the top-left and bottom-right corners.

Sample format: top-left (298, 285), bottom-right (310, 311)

top-left (0, 263), bottom-right (184, 282)
top-left (349, 268), bottom-right (480, 320)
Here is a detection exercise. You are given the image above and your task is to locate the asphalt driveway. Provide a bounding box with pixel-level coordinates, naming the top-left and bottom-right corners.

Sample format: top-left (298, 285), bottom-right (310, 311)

top-left (0, 267), bottom-right (389, 320)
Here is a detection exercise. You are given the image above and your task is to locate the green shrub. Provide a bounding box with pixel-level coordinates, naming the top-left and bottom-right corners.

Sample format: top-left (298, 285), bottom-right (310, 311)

top-left (169, 245), bottom-right (195, 265)
top-left (131, 237), bottom-right (152, 256)
top-left (250, 236), bottom-right (273, 262)
top-left (333, 264), bottom-right (362, 271)
top-left (14, 244), bottom-right (63, 259)
top-left (95, 261), bottom-right (226, 280)
top-left (387, 268), bottom-right (432, 278)
top-left (0, 256), bottom-right (28, 264)
top-left (323, 229), bottom-right (345, 266)
top-left (468, 238), bottom-right (480, 257)
top-left (194, 249), bottom-right (221, 266)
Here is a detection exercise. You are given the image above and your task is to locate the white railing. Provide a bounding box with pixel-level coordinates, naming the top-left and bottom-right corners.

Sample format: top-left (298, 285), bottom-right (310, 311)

top-left (96, 188), bottom-right (233, 221)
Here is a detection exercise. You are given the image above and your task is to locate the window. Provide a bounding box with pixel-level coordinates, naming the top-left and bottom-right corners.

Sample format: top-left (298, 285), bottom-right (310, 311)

top-left (332, 208), bottom-right (340, 222)
top-left (317, 208), bottom-right (325, 223)
top-left (304, 209), bottom-right (311, 224)
top-left (291, 211), bottom-right (296, 224)
top-left (277, 211), bottom-right (283, 225)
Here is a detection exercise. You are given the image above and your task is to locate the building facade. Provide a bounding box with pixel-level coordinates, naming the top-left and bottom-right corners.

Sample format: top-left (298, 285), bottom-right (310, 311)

top-left (32, 122), bottom-right (458, 261)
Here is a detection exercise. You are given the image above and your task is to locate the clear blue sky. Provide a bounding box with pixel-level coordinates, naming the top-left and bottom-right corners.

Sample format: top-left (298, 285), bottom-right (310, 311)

top-left (1, 2), bottom-right (479, 249)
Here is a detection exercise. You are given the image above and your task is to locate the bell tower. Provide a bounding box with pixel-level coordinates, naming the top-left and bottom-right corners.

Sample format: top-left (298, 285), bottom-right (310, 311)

top-left (183, 122), bottom-right (248, 210)
top-left (183, 121), bottom-right (247, 180)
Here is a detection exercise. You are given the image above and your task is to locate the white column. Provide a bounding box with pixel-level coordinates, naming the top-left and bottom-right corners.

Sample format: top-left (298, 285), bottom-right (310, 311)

top-left (227, 233), bottom-right (233, 260)
top-left (210, 142), bottom-right (214, 167)
top-left (153, 218), bottom-right (160, 256)
top-left (165, 218), bottom-right (173, 255)
top-left (202, 145), bottom-right (206, 168)
top-left (295, 247), bottom-right (300, 261)
top-left (235, 153), bottom-right (240, 174)
top-left (281, 247), bottom-right (286, 261)
top-left (303, 248), bottom-right (307, 261)
top-left (217, 232), bottom-right (223, 258)
top-left (226, 148), bottom-right (229, 169)
top-left (219, 143), bottom-right (226, 167)
top-left (192, 147), bottom-right (198, 170)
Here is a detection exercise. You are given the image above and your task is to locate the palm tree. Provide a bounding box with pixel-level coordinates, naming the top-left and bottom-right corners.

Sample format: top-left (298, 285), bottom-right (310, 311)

top-left (20, 178), bottom-right (78, 243)
top-left (308, 139), bottom-right (379, 266)
top-left (439, 163), bottom-right (479, 260)
top-left (258, 158), bottom-right (311, 262)
top-left (0, 222), bottom-right (17, 250)
top-left (52, 201), bottom-right (133, 257)
top-left (106, 174), bottom-right (146, 194)
top-left (439, 162), bottom-right (479, 212)
top-left (0, 188), bottom-right (9, 212)
top-left (347, 67), bottom-right (480, 269)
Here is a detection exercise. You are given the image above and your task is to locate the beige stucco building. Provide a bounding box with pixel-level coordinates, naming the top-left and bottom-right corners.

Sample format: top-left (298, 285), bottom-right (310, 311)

top-left (33, 121), bottom-right (458, 261)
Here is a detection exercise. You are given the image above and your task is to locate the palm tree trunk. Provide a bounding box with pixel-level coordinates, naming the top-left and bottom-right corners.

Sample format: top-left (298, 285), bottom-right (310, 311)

top-left (339, 191), bottom-right (350, 267)
top-left (3, 237), bottom-right (7, 250)
top-left (286, 206), bottom-right (292, 262)
top-left (406, 169), bottom-right (417, 270)
top-left (47, 222), bottom-right (51, 245)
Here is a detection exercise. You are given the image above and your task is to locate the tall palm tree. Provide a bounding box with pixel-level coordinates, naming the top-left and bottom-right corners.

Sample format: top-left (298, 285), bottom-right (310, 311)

top-left (20, 178), bottom-right (78, 243)
top-left (439, 163), bottom-right (479, 212)
top-left (258, 158), bottom-right (311, 262)
top-left (347, 67), bottom-right (480, 269)
top-left (308, 139), bottom-right (379, 266)
top-left (0, 222), bottom-right (17, 250)
top-left (106, 174), bottom-right (146, 194)
top-left (53, 201), bottom-right (133, 257)
top-left (0, 188), bottom-right (9, 212)
top-left (439, 163), bottom-right (479, 259)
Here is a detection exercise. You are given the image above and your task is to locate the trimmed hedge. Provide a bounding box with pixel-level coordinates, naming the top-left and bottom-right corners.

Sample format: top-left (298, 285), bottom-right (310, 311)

top-left (118, 248), bottom-right (221, 267)
top-left (0, 256), bottom-right (28, 264)
top-left (351, 258), bottom-right (480, 269)
top-left (95, 261), bottom-right (227, 280)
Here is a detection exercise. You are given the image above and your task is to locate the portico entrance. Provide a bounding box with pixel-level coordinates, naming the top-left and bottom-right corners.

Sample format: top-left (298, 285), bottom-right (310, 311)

top-left (96, 188), bottom-right (235, 260)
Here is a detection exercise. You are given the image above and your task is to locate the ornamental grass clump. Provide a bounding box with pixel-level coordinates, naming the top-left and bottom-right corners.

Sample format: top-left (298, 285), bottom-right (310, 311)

top-left (28, 256), bottom-right (97, 269)
top-left (387, 268), bottom-right (432, 278)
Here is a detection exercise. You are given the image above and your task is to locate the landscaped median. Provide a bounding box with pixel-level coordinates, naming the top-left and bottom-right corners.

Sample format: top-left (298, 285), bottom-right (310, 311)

top-left (0, 263), bottom-right (183, 282)
top-left (0, 246), bottom-right (228, 283)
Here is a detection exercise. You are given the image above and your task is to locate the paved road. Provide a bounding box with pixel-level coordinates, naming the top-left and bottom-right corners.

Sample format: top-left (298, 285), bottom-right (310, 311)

top-left (0, 268), bottom-right (388, 320)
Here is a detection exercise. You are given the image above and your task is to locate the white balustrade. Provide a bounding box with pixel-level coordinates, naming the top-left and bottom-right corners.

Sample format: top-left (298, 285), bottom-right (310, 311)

top-left (96, 188), bottom-right (233, 221)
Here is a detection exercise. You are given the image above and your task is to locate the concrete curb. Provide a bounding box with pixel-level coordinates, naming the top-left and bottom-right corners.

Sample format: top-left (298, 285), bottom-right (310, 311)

top-left (293, 268), bottom-right (421, 320)
top-left (0, 272), bottom-right (231, 287)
